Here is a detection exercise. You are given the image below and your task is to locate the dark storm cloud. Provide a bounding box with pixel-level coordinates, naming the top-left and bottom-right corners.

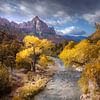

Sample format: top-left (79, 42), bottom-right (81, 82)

top-left (52, 0), bottom-right (100, 14)
top-left (0, 0), bottom-right (100, 23)
top-left (21, 0), bottom-right (100, 15)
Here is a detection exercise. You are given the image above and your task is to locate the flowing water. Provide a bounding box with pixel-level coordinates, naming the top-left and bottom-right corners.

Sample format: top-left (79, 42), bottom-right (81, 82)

top-left (34, 58), bottom-right (81, 100)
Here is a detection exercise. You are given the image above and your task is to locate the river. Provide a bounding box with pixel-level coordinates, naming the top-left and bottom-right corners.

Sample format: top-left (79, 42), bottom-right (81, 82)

top-left (34, 58), bottom-right (81, 100)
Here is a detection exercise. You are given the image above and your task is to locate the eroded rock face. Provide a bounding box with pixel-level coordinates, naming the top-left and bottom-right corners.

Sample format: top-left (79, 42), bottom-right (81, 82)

top-left (33, 16), bottom-right (50, 33)
top-left (95, 22), bottom-right (100, 29)
top-left (89, 23), bottom-right (100, 42)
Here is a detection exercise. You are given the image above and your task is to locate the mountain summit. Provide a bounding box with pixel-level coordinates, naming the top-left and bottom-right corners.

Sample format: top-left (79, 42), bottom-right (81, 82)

top-left (31, 16), bottom-right (55, 34)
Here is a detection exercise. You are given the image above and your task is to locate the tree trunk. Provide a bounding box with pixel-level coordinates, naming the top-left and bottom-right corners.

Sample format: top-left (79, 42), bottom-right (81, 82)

top-left (1, 55), bottom-right (4, 65)
top-left (31, 57), bottom-right (37, 72)
top-left (33, 58), bottom-right (36, 72)
top-left (30, 62), bottom-right (33, 71)
top-left (32, 47), bottom-right (36, 72)
top-left (31, 47), bottom-right (40, 72)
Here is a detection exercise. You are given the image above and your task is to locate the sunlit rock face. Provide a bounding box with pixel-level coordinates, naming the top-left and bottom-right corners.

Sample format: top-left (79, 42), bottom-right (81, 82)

top-left (32, 16), bottom-right (49, 33)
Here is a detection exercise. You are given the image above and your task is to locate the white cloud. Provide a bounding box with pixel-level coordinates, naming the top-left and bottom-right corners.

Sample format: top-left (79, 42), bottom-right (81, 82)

top-left (56, 26), bottom-right (86, 36)
top-left (14, 1), bottom-right (49, 18)
top-left (53, 11), bottom-right (66, 17)
top-left (17, 4), bottom-right (32, 15)
top-left (0, 3), bottom-right (16, 14)
top-left (44, 17), bottom-right (72, 26)
top-left (34, 5), bottom-right (46, 14)
top-left (56, 26), bottom-right (76, 35)
top-left (19, 5), bottom-right (27, 11)
top-left (83, 10), bottom-right (100, 23)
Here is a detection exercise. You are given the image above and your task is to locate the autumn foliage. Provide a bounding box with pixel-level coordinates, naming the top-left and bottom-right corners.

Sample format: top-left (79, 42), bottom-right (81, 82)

top-left (59, 39), bottom-right (100, 67)
top-left (16, 35), bottom-right (54, 71)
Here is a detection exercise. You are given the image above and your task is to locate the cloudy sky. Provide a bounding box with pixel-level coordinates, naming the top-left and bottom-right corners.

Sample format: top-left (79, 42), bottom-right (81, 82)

top-left (0, 0), bottom-right (100, 36)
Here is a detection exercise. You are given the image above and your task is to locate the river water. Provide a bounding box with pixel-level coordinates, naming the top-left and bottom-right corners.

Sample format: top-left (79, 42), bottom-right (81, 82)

top-left (34, 58), bottom-right (81, 100)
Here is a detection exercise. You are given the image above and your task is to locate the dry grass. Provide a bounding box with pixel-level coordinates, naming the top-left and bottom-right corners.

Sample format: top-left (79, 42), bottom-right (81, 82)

top-left (13, 78), bottom-right (47, 100)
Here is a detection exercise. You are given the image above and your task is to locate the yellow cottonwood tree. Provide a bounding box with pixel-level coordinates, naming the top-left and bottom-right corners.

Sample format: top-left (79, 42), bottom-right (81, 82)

top-left (16, 35), bottom-right (53, 71)
top-left (59, 39), bottom-right (100, 67)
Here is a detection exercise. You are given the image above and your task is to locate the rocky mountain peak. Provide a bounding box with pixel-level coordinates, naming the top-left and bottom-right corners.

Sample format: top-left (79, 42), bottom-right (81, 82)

top-left (33, 16), bottom-right (40, 21)
top-left (30, 16), bottom-right (55, 34)
top-left (31, 16), bottom-right (41, 25)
